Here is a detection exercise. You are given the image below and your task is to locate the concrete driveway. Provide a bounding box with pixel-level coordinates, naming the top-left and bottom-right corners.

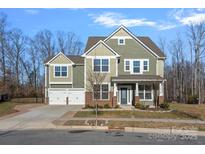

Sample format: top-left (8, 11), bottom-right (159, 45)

top-left (0, 105), bottom-right (82, 130)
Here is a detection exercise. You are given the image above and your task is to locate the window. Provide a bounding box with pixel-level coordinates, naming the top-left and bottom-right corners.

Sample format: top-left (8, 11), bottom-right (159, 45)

top-left (93, 84), bottom-right (109, 100)
top-left (124, 60), bottom-right (130, 71)
top-left (94, 59), bottom-right (101, 72)
top-left (61, 66), bottom-right (67, 77)
top-left (138, 85), bottom-right (152, 100)
top-left (118, 38), bottom-right (125, 45)
top-left (133, 60), bottom-right (140, 73)
top-left (93, 59), bottom-right (109, 72)
top-left (102, 84), bottom-right (109, 99)
top-left (55, 66), bottom-right (61, 77)
top-left (102, 59), bottom-right (109, 72)
top-left (54, 66), bottom-right (68, 77)
top-left (143, 60), bottom-right (149, 71)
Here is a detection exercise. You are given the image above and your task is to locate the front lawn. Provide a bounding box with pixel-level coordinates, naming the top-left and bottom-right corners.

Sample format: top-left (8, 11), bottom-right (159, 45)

top-left (74, 110), bottom-right (196, 119)
top-left (0, 97), bottom-right (44, 117)
top-left (0, 102), bottom-right (17, 117)
top-left (170, 103), bottom-right (205, 120)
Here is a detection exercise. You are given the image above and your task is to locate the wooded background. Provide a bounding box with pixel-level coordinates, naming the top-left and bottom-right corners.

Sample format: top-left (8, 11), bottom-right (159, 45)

top-left (0, 12), bottom-right (204, 104)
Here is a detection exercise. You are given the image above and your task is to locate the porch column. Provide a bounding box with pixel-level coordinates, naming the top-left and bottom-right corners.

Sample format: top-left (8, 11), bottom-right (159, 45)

top-left (135, 83), bottom-right (139, 96)
top-left (135, 83), bottom-right (140, 105)
top-left (159, 81), bottom-right (164, 104)
top-left (112, 83), bottom-right (118, 107)
top-left (114, 83), bottom-right (117, 96)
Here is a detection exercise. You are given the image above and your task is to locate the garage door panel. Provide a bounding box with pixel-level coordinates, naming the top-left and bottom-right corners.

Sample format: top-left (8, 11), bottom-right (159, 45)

top-left (48, 88), bottom-right (85, 105)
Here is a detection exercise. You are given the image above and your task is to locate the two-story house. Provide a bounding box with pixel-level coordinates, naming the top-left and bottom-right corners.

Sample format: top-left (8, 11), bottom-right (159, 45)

top-left (44, 25), bottom-right (166, 107)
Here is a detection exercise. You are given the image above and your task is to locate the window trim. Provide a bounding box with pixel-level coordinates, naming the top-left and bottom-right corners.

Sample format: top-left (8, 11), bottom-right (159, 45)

top-left (93, 83), bottom-right (110, 100)
top-left (143, 59), bottom-right (149, 72)
top-left (124, 59), bottom-right (130, 72)
top-left (93, 58), bottom-right (110, 73)
top-left (118, 38), bottom-right (125, 45)
top-left (138, 84), bottom-right (153, 101)
top-left (54, 65), bottom-right (69, 78)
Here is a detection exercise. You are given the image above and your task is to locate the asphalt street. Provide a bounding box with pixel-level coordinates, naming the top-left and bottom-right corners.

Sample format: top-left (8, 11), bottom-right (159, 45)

top-left (0, 129), bottom-right (204, 145)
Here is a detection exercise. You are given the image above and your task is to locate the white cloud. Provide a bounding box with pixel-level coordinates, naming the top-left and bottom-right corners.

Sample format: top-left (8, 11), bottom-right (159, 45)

top-left (24, 9), bottom-right (39, 15)
top-left (170, 9), bottom-right (205, 25)
top-left (89, 12), bottom-right (176, 31)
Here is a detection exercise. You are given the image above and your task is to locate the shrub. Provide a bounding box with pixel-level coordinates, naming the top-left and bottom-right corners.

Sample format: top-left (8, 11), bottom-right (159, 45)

top-left (135, 103), bottom-right (149, 110)
top-left (159, 102), bottom-right (170, 110)
top-left (187, 95), bottom-right (198, 104)
top-left (103, 104), bottom-right (111, 109)
top-left (114, 104), bottom-right (120, 109)
top-left (135, 103), bottom-right (141, 109)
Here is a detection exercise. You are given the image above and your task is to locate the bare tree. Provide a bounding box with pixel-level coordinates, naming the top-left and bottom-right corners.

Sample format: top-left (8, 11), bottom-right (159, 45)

top-left (35, 30), bottom-right (55, 60)
top-left (187, 23), bottom-right (205, 104)
top-left (0, 13), bottom-right (8, 87)
top-left (56, 31), bottom-right (83, 55)
top-left (7, 28), bottom-right (26, 96)
top-left (86, 68), bottom-right (107, 126)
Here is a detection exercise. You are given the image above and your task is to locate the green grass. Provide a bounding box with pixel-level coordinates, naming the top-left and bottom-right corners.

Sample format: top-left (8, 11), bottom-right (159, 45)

top-left (0, 102), bottom-right (17, 117)
top-left (74, 110), bottom-right (195, 119)
top-left (0, 97), bottom-right (44, 117)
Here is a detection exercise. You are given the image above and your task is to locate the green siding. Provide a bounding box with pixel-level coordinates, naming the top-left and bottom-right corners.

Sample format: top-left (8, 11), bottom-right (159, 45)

top-left (73, 65), bottom-right (84, 88)
top-left (106, 39), bottom-right (157, 75)
top-left (50, 84), bottom-right (72, 88)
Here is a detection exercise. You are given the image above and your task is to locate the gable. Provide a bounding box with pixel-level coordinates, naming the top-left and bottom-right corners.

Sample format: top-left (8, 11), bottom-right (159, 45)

top-left (110, 28), bottom-right (131, 38)
top-left (50, 54), bottom-right (73, 64)
top-left (86, 42), bottom-right (117, 56)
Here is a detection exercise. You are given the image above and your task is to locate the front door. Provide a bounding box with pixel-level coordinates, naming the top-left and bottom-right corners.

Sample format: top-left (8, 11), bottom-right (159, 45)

top-left (121, 88), bottom-right (127, 104)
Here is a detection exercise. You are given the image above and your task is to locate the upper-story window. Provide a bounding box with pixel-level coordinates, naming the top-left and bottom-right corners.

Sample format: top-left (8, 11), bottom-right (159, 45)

top-left (143, 60), bottom-right (149, 71)
top-left (124, 60), bottom-right (130, 71)
top-left (54, 66), bottom-right (68, 77)
top-left (118, 38), bottom-right (125, 45)
top-left (93, 58), bottom-right (109, 72)
top-left (133, 60), bottom-right (140, 73)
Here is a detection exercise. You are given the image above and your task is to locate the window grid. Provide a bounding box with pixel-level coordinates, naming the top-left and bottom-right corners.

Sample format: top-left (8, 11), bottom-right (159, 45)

top-left (93, 59), bottom-right (109, 72)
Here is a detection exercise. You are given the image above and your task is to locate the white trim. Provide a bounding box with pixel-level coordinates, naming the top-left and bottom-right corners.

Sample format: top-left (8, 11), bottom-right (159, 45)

top-left (111, 36), bottom-right (132, 39)
top-left (45, 66), bottom-right (47, 98)
top-left (50, 63), bottom-right (73, 66)
top-left (118, 37), bottom-right (125, 45)
top-left (50, 82), bottom-right (73, 84)
top-left (85, 55), bottom-right (117, 59)
top-left (116, 58), bottom-right (118, 76)
top-left (118, 85), bottom-right (132, 105)
top-left (48, 88), bottom-right (85, 91)
top-left (84, 58), bottom-right (86, 90)
top-left (143, 59), bottom-right (149, 72)
top-left (45, 52), bottom-right (75, 65)
top-left (131, 59), bottom-right (143, 74)
top-left (92, 83), bottom-right (110, 101)
top-left (53, 65), bottom-right (69, 78)
top-left (138, 84), bottom-right (153, 101)
top-left (92, 58), bottom-right (110, 73)
top-left (82, 40), bottom-right (120, 57)
top-left (124, 59), bottom-right (130, 72)
top-left (104, 25), bottom-right (166, 59)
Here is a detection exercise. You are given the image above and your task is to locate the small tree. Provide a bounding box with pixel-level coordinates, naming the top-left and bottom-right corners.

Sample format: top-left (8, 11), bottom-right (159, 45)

top-left (86, 68), bottom-right (107, 126)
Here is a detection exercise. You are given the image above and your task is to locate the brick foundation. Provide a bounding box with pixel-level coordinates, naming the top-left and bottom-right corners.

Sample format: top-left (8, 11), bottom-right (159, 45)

top-left (134, 96), bottom-right (140, 105)
top-left (159, 96), bottom-right (164, 104)
top-left (85, 92), bottom-right (117, 108)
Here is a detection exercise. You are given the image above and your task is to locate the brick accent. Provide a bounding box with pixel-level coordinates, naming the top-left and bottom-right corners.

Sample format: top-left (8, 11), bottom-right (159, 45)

top-left (134, 96), bottom-right (140, 105)
top-left (159, 96), bottom-right (164, 104)
top-left (85, 92), bottom-right (116, 108)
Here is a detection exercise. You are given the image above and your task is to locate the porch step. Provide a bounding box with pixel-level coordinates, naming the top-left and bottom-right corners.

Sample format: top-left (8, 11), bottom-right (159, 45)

top-left (120, 105), bottom-right (135, 110)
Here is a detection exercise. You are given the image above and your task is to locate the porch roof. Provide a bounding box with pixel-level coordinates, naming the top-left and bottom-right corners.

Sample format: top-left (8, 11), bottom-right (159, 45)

top-left (111, 75), bottom-right (164, 82)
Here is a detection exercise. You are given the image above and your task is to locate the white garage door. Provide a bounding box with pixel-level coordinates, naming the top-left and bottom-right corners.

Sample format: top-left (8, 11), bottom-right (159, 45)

top-left (48, 88), bottom-right (85, 105)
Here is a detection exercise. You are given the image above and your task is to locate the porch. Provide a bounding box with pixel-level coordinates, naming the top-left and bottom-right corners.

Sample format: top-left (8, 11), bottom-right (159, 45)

top-left (111, 75), bottom-right (165, 107)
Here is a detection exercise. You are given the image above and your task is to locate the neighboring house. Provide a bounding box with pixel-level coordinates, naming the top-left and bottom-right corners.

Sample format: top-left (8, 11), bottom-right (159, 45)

top-left (44, 25), bottom-right (166, 107)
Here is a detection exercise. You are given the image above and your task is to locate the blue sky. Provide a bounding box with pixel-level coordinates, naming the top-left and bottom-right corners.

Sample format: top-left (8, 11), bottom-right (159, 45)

top-left (1, 8), bottom-right (205, 62)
